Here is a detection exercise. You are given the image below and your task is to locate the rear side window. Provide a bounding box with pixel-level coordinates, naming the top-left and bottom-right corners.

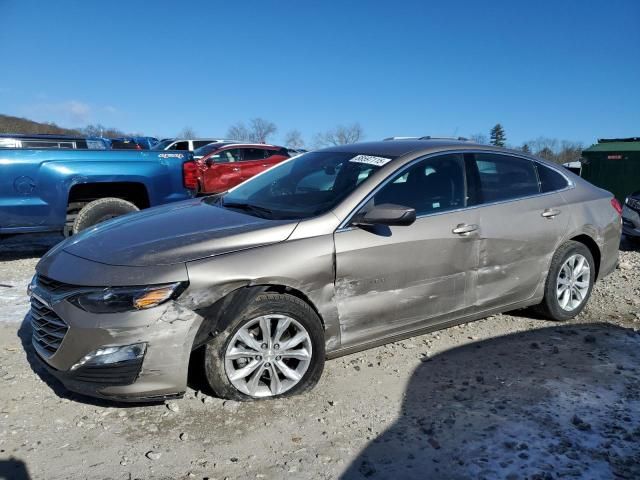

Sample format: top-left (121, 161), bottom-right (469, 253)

top-left (537, 163), bottom-right (569, 192)
top-left (242, 148), bottom-right (269, 161)
top-left (194, 140), bottom-right (214, 149)
top-left (471, 153), bottom-right (539, 204)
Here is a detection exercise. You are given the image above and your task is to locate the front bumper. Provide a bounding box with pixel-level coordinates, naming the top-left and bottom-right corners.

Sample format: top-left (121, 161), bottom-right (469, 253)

top-left (622, 205), bottom-right (640, 238)
top-left (29, 282), bottom-right (204, 402)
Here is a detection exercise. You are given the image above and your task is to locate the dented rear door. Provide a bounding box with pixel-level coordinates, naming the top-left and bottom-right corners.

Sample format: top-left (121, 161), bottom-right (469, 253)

top-left (468, 152), bottom-right (569, 311)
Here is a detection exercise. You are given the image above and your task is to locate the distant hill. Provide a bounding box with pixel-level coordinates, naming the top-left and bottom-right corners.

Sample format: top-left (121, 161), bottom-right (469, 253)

top-left (0, 113), bottom-right (83, 136)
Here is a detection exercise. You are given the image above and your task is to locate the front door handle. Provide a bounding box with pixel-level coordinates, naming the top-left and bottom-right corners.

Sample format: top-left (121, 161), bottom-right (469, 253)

top-left (542, 208), bottom-right (561, 218)
top-left (232, 167), bottom-right (241, 172)
top-left (262, 164), bottom-right (269, 167)
top-left (452, 223), bottom-right (478, 235)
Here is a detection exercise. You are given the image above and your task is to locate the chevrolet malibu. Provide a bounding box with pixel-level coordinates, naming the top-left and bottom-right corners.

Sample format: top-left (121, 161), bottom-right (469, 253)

top-left (28, 139), bottom-right (621, 402)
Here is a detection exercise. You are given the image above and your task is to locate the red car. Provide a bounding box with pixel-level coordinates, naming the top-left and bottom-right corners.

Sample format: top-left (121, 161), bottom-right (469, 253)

top-left (195, 143), bottom-right (291, 194)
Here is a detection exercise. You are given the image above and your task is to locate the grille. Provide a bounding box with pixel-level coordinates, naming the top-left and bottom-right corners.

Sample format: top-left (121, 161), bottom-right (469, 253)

top-left (37, 275), bottom-right (79, 294)
top-left (31, 296), bottom-right (68, 358)
top-left (627, 197), bottom-right (640, 212)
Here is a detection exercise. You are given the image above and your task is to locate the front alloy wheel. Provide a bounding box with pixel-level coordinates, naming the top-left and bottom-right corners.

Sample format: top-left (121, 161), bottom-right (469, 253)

top-left (224, 314), bottom-right (312, 397)
top-left (204, 292), bottom-right (325, 401)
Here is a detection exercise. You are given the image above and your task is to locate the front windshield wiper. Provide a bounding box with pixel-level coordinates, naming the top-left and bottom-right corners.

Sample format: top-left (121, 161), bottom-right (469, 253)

top-left (221, 201), bottom-right (275, 219)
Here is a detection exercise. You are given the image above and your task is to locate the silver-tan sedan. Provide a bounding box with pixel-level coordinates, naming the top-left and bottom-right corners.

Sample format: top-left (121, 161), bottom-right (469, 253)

top-left (28, 139), bottom-right (621, 402)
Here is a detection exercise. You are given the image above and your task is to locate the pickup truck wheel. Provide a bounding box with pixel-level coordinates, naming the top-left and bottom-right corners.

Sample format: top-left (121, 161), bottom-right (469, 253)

top-left (71, 198), bottom-right (139, 235)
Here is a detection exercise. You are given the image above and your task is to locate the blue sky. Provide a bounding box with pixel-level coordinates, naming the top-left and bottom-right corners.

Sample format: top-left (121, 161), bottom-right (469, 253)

top-left (0, 0), bottom-right (638, 147)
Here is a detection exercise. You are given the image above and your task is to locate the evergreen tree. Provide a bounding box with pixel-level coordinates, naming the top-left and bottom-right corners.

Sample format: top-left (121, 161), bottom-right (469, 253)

top-left (521, 143), bottom-right (531, 154)
top-left (489, 124), bottom-right (506, 147)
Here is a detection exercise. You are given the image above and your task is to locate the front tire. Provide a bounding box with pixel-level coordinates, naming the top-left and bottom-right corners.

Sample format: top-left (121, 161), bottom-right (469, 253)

top-left (204, 293), bottom-right (325, 401)
top-left (535, 241), bottom-right (595, 321)
top-left (71, 198), bottom-right (139, 235)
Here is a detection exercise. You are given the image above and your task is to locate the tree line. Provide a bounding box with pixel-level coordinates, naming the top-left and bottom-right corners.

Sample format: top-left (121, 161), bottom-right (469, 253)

top-left (471, 123), bottom-right (583, 164)
top-left (0, 113), bottom-right (584, 163)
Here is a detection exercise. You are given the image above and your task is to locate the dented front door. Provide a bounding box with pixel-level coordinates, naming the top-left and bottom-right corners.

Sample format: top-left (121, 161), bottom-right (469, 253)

top-left (333, 210), bottom-right (479, 348)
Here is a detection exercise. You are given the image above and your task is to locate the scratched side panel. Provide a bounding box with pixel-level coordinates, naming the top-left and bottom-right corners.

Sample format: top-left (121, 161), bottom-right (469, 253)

top-left (334, 210), bottom-right (479, 348)
top-left (183, 234), bottom-right (341, 351)
top-left (473, 192), bottom-right (569, 310)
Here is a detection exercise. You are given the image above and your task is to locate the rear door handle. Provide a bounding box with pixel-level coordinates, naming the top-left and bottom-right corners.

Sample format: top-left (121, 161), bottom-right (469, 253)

top-left (232, 167), bottom-right (241, 172)
top-left (542, 208), bottom-right (561, 218)
top-left (452, 223), bottom-right (478, 235)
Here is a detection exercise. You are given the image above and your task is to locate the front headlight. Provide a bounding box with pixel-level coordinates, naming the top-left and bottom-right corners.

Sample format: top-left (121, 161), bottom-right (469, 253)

top-left (69, 282), bottom-right (187, 314)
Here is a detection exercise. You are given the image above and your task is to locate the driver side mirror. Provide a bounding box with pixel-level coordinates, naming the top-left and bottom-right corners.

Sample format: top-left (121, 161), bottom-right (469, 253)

top-left (352, 203), bottom-right (416, 227)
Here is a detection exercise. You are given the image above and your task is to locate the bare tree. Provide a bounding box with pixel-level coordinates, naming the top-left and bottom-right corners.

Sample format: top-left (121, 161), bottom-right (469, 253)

top-left (226, 118), bottom-right (277, 143)
top-left (314, 123), bottom-right (364, 147)
top-left (284, 129), bottom-right (305, 149)
top-left (177, 126), bottom-right (197, 138)
top-left (227, 122), bottom-right (251, 142)
top-left (249, 118), bottom-right (277, 143)
top-left (522, 137), bottom-right (583, 164)
top-left (469, 133), bottom-right (488, 144)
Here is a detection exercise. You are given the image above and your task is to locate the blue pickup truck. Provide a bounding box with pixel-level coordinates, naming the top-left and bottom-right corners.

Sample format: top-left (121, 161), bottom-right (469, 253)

top-left (0, 149), bottom-right (198, 236)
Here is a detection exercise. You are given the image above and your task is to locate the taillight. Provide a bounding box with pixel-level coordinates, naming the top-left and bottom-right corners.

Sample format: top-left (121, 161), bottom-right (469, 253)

top-left (183, 160), bottom-right (199, 190)
top-left (611, 198), bottom-right (623, 216)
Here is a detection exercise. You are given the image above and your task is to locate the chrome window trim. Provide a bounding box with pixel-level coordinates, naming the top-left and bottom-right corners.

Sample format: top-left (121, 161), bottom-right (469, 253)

top-left (335, 149), bottom-right (575, 232)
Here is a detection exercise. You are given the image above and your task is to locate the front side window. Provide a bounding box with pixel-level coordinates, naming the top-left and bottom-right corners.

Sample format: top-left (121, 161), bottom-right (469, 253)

top-left (217, 151), bottom-right (392, 219)
top-left (211, 148), bottom-right (241, 163)
top-left (471, 153), bottom-right (539, 204)
top-left (371, 154), bottom-right (465, 216)
top-left (174, 141), bottom-right (190, 150)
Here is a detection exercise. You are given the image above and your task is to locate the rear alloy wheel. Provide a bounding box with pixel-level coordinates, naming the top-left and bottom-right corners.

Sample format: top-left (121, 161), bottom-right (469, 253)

top-left (556, 254), bottom-right (591, 311)
top-left (535, 241), bottom-right (595, 321)
top-left (204, 293), bottom-right (325, 401)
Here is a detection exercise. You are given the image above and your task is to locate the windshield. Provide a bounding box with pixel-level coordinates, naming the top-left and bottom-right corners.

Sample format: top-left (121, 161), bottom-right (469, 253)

top-left (194, 142), bottom-right (223, 157)
top-left (217, 151), bottom-right (392, 220)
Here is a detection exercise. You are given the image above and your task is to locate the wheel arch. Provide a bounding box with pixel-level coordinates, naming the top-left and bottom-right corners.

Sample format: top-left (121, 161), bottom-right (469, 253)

top-left (569, 234), bottom-right (601, 280)
top-left (67, 181), bottom-right (151, 209)
top-left (189, 283), bottom-right (326, 351)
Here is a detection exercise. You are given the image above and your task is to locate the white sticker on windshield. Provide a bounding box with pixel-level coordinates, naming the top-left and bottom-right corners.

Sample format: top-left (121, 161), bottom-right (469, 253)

top-left (349, 155), bottom-right (392, 167)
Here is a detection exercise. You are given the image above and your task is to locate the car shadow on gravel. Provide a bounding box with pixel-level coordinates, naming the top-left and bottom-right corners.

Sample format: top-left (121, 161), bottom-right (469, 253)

top-left (342, 323), bottom-right (640, 480)
top-left (16, 315), bottom-right (161, 408)
top-left (0, 233), bottom-right (62, 261)
top-left (0, 457), bottom-right (31, 480)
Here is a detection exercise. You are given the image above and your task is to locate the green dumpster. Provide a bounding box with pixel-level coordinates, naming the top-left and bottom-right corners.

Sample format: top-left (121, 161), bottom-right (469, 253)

top-left (581, 137), bottom-right (640, 202)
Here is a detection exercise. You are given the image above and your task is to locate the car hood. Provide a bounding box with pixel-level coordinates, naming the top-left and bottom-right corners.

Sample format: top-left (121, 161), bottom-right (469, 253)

top-left (61, 198), bottom-right (299, 267)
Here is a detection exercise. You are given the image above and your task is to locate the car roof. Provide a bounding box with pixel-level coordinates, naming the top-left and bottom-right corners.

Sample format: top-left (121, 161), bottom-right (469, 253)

top-left (320, 139), bottom-right (482, 157)
top-left (0, 133), bottom-right (90, 141)
top-left (215, 143), bottom-right (282, 149)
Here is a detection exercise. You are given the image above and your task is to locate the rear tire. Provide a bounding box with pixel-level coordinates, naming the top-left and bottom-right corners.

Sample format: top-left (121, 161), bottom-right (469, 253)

top-left (534, 241), bottom-right (595, 321)
top-left (204, 293), bottom-right (325, 401)
top-left (71, 197), bottom-right (139, 235)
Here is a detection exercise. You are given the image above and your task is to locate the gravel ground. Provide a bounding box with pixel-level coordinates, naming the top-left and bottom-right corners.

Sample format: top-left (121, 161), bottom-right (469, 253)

top-left (0, 234), bottom-right (639, 480)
